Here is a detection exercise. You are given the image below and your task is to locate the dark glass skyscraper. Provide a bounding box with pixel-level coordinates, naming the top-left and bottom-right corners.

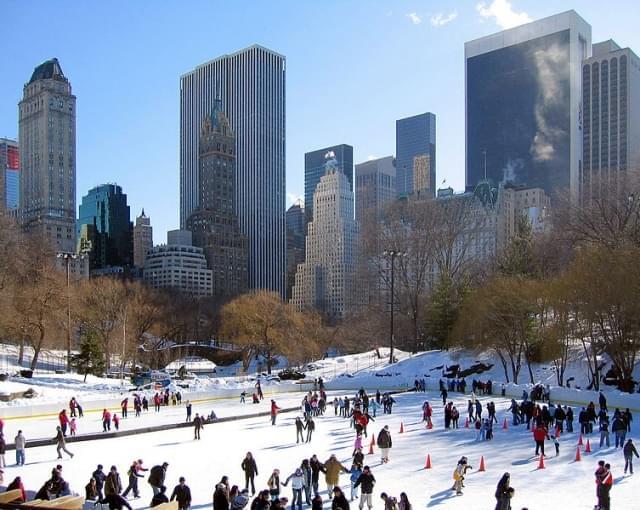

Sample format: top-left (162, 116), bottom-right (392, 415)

top-left (77, 184), bottom-right (133, 270)
top-left (465, 11), bottom-right (591, 197)
top-left (180, 45), bottom-right (286, 295)
top-left (304, 144), bottom-right (353, 221)
top-left (396, 112), bottom-right (436, 197)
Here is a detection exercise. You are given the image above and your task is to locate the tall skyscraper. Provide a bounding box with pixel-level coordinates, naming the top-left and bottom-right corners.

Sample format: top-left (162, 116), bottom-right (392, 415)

top-left (355, 156), bottom-right (396, 224)
top-left (0, 138), bottom-right (19, 211)
top-left (187, 102), bottom-right (248, 297)
top-left (304, 144), bottom-right (353, 221)
top-left (285, 202), bottom-right (305, 300)
top-left (133, 209), bottom-right (153, 269)
top-left (291, 156), bottom-right (359, 321)
top-left (19, 58), bottom-right (76, 252)
top-left (582, 40), bottom-right (640, 199)
top-left (396, 113), bottom-right (436, 197)
top-left (180, 45), bottom-right (286, 295)
top-left (77, 184), bottom-right (133, 270)
top-left (465, 11), bottom-right (591, 197)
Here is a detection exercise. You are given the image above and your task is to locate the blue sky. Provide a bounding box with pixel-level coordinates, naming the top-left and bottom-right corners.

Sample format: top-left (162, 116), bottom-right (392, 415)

top-left (1, 0), bottom-right (638, 243)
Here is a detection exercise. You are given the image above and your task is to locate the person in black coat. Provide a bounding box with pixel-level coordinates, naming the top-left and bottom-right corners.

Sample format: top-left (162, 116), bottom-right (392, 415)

top-left (494, 472), bottom-right (514, 510)
top-left (171, 477), bottom-right (192, 510)
top-left (353, 466), bottom-right (376, 510)
top-left (103, 494), bottom-right (132, 510)
top-left (93, 464), bottom-right (107, 501)
top-left (149, 462), bottom-right (168, 495)
top-left (214, 483), bottom-right (230, 510)
top-left (331, 487), bottom-right (350, 510)
top-left (241, 452), bottom-right (258, 495)
top-left (250, 491), bottom-right (271, 510)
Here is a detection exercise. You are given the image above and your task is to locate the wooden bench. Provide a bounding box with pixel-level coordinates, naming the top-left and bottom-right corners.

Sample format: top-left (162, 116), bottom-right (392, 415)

top-left (32, 496), bottom-right (84, 509)
top-left (153, 501), bottom-right (179, 510)
top-left (0, 491), bottom-right (23, 504)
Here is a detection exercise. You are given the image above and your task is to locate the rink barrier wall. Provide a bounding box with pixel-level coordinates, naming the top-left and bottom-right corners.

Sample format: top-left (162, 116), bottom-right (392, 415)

top-left (2, 387), bottom-right (413, 450)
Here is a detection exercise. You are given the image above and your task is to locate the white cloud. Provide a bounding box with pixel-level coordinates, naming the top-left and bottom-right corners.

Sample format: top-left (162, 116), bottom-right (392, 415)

top-left (476, 0), bottom-right (532, 29)
top-left (406, 12), bottom-right (422, 25)
top-left (430, 11), bottom-right (458, 27)
top-left (286, 193), bottom-right (304, 207)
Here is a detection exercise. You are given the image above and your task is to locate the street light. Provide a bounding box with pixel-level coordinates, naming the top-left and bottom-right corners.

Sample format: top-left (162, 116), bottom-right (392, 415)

top-left (383, 250), bottom-right (406, 365)
top-left (57, 252), bottom-right (78, 371)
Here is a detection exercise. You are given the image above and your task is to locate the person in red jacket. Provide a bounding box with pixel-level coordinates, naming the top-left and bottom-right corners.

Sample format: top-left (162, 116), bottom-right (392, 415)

top-left (102, 409), bottom-right (112, 432)
top-left (6, 476), bottom-right (27, 502)
top-left (533, 424), bottom-right (549, 457)
top-left (271, 400), bottom-right (281, 426)
top-left (58, 409), bottom-right (70, 436)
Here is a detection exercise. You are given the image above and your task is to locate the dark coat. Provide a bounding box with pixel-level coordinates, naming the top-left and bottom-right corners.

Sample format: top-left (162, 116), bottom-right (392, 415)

top-left (150, 493), bottom-right (169, 508)
top-left (353, 473), bottom-right (376, 493)
top-left (242, 457), bottom-right (258, 476)
top-left (148, 465), bottom-right (166, 488)
top-left (214, 487), bottom-right (230, 510)
top-left (331, 494), bottom-right (350, 510)
top-left (377, 429), bottom-right (392, 449)
top-left (171, 484), bottom-right (192, 508)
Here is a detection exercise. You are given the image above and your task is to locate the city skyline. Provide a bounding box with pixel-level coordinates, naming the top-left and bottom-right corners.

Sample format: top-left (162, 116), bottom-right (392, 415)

top-left (1, 1), bottom-right (639, 242)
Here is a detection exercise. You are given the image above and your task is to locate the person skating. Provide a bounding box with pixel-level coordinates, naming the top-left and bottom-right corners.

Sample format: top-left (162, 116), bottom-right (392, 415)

top-left (533, 423), bottom-right (549, 457)
top-left (170, 476), bottom-right (192, 510)
top-left (214, 483), bottom-right (230, 510)
top-left (305, 417), bottom-right (315, 443)
top-left (596, 462), bottom-right (613, 510)
top-left (113, 413), bottom-right (120, 431)
top-left (250, 490), bottom-right (271, 510)
top-left (324, 454), bottom-right (349, 498)
top-left (271, 400), bottom-right (281, 426)
top-left (349, 464), bottom-right (362, 502)
top-left (623, 438), bottom-right (639, 474)
top-left (452, 456), bottom-right (472, 495)
top-left (599, 417), bottom-right (610, 448)
top-left (150, 486), bottom-right (169, 508)
top-left (494, 472), bottom-right (514, 510)
top-left (121, 398), bottom-right (129, 418)
top-left (300, 459), bottom-right (313, 504)
top-left (311, 495), bottom-right (323, 510)
top-left (122, 460), bottom-right (144, 499)
top-left (241, 452), bottom-right (258, 495)
top-left (105, 465), bottom-right (123, 496)
top-left (185, 401), bottom-right (193, 422)
top-left (103, 493), bottom-right (133, 510)
top-left (377, 425), bottom-right (392, 464)
top-left (295, 417), bottom-right (305, 444)
top-left (7, 476), bottom-right (26, 503)
top-left (14, 430), bottom-right (26, 466)
top-left (398, 492), bottom-right (411, 510)
top-left (53, 426), bottom-right (73, 459)
top-left (93, 464), bottom-right (107, 501)
top-left (256, 381), bottom-right (264, 400)
top-left (267, 469), bottom-right (281, 501)
top-left (331, 486), bottom-right (350, 510)
top-left (283, 468), bottom-right (304, 510)
top-left (353, 465), bottom-right (375, 510)
top-left (309, 454), bottom-right (323, 497)
top-left (380, 492), bottom-right (397, 510)
top-left (149, 462), bottom-right (169, 496)
top-left (232, 488), bottom-right (251, 510)
top-left (193, 413), bottom-right (204, 440)
top-left (86, 477), bottom-right (99, 501)
top-left (59, 409), bottom-right (70, 436)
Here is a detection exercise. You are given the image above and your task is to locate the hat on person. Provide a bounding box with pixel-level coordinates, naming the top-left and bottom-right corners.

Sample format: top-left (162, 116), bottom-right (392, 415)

top-left (162, 462), bottom-right (169, 467)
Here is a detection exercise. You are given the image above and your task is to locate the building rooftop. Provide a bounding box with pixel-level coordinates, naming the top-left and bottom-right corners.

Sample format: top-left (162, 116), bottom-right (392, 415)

top-left (28, 58), bottom-right (67, 84)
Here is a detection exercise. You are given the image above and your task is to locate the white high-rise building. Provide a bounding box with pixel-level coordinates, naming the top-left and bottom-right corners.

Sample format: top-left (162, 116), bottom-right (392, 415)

top-left (291, 156), bottom-right (359, 321)
top-left (180, 45), bottom-right (286, 295)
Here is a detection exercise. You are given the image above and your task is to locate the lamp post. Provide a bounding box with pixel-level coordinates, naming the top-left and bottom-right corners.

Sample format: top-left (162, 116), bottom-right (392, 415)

top-left (57, 252), bottom-right (78, 371)
top-left (384, 250), bottom-right (405, 365)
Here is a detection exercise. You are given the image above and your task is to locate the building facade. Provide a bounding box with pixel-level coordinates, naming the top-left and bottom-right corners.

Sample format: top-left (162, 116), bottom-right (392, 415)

top-left (133, 209), bottom-right (153, 269)
top-left (285, 202), bottom-right (305, 300)
top-left (0, 138), bottom-right (19, 211)
top-left (291, 157), bottom-right (359, 321)
top-left (582, 40), bottom-right (640, 199)
top-left (143, 230), bottom-right (213, 297)
top-left (396, 112), bottom-right (436, 197)
top-left (180, 45), bottom-right (286, 295)
top-left (465, 11), bottom-right (591, 198)
top-left (19, 58), bottom-right (76, 252)
top-left (355, 156), bottom-right (396, 224)
top-left (186, 102), bottom-right (248, 297)
top-left (304, 144), bottom-right (353, 221)
top-left (77, 184), bottom-right (133, 271)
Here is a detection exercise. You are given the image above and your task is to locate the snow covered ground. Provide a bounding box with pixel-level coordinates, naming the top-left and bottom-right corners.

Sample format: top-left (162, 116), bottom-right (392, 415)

top-left (0, 390), bottom-right (637, 510)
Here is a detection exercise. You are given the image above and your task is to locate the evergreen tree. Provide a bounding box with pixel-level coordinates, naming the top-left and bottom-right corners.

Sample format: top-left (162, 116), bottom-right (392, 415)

top-left (424, 275), bottom-right (468, 350)
top-left (71, 330), bottom-right (105, 382)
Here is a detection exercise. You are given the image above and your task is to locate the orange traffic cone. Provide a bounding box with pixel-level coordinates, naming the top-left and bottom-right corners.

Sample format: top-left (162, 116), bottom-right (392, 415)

top-left (578, 434), bottom-right (583, 446)
top-left (424, 454), bottom-right (432, 469)
top-left (585, 439), bottom-right (591, 453)
top-left (400, 422), bottom-right (404, 433)
top-left (503, 418), bottom-right (508, 430)
top-left (464, 417), bottom-right (469, 428)
top-left (537, 454), bottom-right (545, 469)
top-left (575, 446), bottom-right (582, 462)
top-left (478, 456), bottom-right (486, 472)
